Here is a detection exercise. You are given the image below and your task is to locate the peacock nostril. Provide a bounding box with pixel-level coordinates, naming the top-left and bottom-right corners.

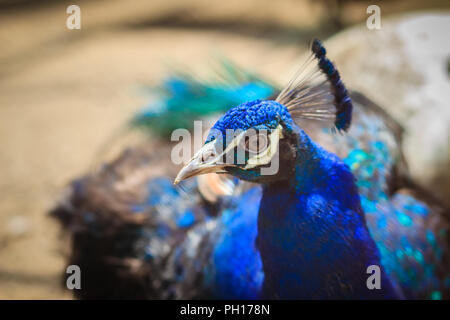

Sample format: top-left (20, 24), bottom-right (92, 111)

top-left (202, 150), bottom-right (215, 162)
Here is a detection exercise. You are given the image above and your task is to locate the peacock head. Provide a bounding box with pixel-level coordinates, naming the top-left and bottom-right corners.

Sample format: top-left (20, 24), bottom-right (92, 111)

top-left (174, 98), bottom-right (300, 184)
top-left (174, 39), bottom-right (353, 185)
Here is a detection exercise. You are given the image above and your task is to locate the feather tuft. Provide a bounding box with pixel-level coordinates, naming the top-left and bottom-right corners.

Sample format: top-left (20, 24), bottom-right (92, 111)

top-left (276, 38), bottom-right (353, 132)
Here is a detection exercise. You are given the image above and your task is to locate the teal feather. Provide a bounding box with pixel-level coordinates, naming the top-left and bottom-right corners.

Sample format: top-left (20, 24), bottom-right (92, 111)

top-left (328, 94), bottom-right (450, 299)
top-left (131, 59), bottom-right (275, 137)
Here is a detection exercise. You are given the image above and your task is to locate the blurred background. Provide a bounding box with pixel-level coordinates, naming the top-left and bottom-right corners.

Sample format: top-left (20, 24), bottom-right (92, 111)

top-left (0, 0), bottom-right (449, 299)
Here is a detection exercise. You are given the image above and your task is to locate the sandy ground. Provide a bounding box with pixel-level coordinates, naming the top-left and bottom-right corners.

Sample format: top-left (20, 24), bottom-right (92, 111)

top-left (0, 0), bottom-right (448, 299)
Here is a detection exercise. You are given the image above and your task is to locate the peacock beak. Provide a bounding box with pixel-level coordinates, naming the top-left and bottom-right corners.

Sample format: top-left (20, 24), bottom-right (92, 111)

top-left (174, 141), bottom-right (228, 185)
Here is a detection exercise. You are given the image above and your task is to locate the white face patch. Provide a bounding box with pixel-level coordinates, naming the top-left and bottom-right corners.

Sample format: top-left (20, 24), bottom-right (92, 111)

top-left (244, 124), bottom-right (283, 169)
top-left (206, 124), bottom-right (284, 169)
top-left (174, 124), bottom-right (285, 184)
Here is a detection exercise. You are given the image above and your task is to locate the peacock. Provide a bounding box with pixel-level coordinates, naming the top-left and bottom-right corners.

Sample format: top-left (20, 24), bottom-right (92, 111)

top-left (51, 39), bottom-right (449, 300)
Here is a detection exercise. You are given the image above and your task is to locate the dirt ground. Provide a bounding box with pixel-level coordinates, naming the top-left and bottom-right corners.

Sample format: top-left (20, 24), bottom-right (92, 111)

top-left (0, 0), bottom-right (448, 299)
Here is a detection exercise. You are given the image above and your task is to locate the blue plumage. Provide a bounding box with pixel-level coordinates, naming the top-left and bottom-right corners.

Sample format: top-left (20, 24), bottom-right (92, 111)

top-left (209, 187), bottom-right (264, 299)
top-left (206, 99), bottom-right (291, 143)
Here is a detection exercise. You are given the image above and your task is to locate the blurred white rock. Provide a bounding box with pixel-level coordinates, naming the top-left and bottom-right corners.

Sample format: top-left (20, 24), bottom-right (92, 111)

top-left (324, 12), bottom-right (450, 206)
top-left (7, 215), bottom-right (30, 237)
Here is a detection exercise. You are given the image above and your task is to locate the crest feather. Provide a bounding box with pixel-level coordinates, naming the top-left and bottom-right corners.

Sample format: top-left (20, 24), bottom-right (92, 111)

top-left (276, 39), bottom-right (353, 132)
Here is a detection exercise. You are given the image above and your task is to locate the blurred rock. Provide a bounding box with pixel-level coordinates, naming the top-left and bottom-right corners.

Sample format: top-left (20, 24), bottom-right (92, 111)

top-left (6, 215), bottom-right (30, 237)
top-left (326, 13), bottom-right (450, 207)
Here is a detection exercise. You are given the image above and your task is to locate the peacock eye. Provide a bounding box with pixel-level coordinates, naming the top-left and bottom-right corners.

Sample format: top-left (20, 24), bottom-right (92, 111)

top-left (245, 133), bottom-right (269, 154)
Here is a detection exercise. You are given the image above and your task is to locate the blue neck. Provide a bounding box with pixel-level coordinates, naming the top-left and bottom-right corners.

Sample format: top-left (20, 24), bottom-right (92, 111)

top-left (256, 128), bottom-right (399, 299)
